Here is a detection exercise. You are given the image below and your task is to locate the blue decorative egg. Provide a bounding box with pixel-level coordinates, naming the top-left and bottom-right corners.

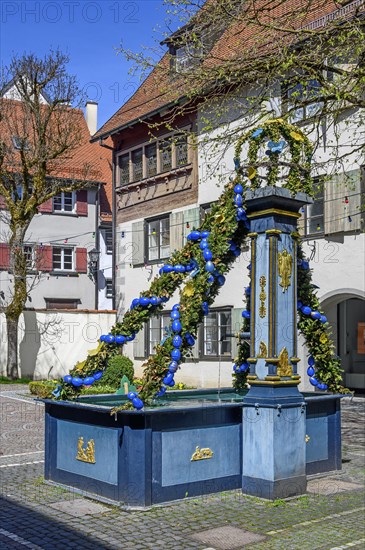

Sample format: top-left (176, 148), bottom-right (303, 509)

top-left (245, 287), bottom-right (251, 295)
top-left (241, 362), bottom-right (250, 372)
top-left (172, 303), bottom-right (180, 310)
top-left (247, 263), bottom-right (251, 270)
top-left (311, 311), bottom-right (321, 320)
top-left (301, 306), bottom-right (312, 315)
top-left (170, 310), bottom-right (180, 320)
top-left (172, 320), bottom-right (182, 332)
top-left (205, 261), bottom-right (215, 272)
top-left (99, 335), bottom-right (106, 342)
top-left (301, 260), bottom-right (310, 270)
top-left (131, 298), bottom-right (140, 308)
top-left (308, 356), bottom-right (315, 366)
top-left (168, 362), bottom-right (178, 373)
top-left (188, 230), bottom-right (201, 241)
top-left (242, 310), bottom-right (250, 319)
top-left (174, 265), bottom-right (186, 273)
top-left (309, 376), bottom-right (319, 387)
top-left (93, 371), bottom-right (103, 380)
top-left (201, 230), bottom-right (210, 238)
top-left (207, 275), bottom-right (215, 284)
top-left (106, 334), bottom-right (115, 344)
top-left (171, 349), bottom-right (181, 361)
top-left (163, 373), bottom-right (174, 385)
top-left (203, 249), bottom-right (213, 261)
top-left (200, 239), bottom-right (209, 250)
top-left (185, 264), bottom-right (193, 272)
top-left (202, 302), bottom-right (209, 315)
top-left (163, 264), bottom-right (174, 273)
top-left (217, 275), bottom-right (225, 286)
top-left (236, 207), bottom-right (247, 220)
top-left (233, 248), bottom-right (241, 257)
top-left (132, 397), bottom-right (144, 410)
top-left (172, 335), bottom-right (182, 348)
top-left (307, 366), bottom-right (315, 377)
top-left (322, 384), bottom-right (328, 390)
top-left (139, 297), bottom-right (150, 307)
top-left (126, 333), bottom-right (136, 341)
top-left (150, 296), bottom-right (160, 306)
top-left (235, 194), bottom-right (243, 206)
top-left (185, 333), bottom-right (195, 346)
top-left (127, 391), bottom-right (137, 400)
top-left (161, 296), bottom-right (169, 302)
top-left (71, 377), bottom-right (83, 387)
top-left (234, 183), bottom-right (243, 194)
top-left (320, 315), bottom-right (327, 323)
top-left (155, 387), bottom-right (167, 397)
top-left (317, 383), bottom-right (325, 391)
top-left (115, 335), bottom-right (126, 345)
top-left (168, 379), bottom-right (175, 387)
top-left (297, 300), bottom-right (303, 309)
top-left (63, 375), bottom-right (72, 384)
top-left (84, 376), bottom-right (95, 386)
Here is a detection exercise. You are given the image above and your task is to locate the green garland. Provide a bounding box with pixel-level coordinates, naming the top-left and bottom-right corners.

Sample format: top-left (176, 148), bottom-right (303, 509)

top-left (56, 119), bottom-right (347, 405)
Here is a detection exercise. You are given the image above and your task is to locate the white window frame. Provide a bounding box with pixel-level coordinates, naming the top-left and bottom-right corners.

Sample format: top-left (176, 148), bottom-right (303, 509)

top-left (148, 313), bottom-right (171, 355)
top-left (146, 215), bottom-right (170, 262)
top-left (52, 247), bottom-right (74, 272)
top-left (116, 128), bottom-right (190, 186)
top-left (201, 308), bottom-right (232, 359)
top-left (104, 229), bottom-right (113, 254)
top-left (105, 279), bottom-right (113, 298)
top-left (23, 244), bottom-right (35, 270)
top-left (303, 176), bottom-right (325, 238)
top-left (53, 191), bottom-right (76, 213)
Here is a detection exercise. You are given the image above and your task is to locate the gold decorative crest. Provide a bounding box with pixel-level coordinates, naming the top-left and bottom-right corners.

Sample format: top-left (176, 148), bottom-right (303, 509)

top-left (277, 347), bottom-right (293, 377)
top-left (259, 275), bottom-right (267, 318)
top-left (278, 249), bottom-right (293, 292)
top-left (257, 341), bottom-right (268, 358)
top-left (191, 446), bottom-right (213, 461)
top-left (76, 437), bottom-right (95, 464)
top-left (305, 435), bottom-right (310, 443)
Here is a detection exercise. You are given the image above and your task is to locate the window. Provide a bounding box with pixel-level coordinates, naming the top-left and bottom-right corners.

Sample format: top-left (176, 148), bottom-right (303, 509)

top-left (105, 229), bottom-right (112, 254)
top-left (131, 148), bottom-right (143, 182)
top-left (201, 309), bottom-right (232, 358)
top-left (146, 216), bottom-right (170, 261)
top-left (12, 136), bottom-right (30, 151)
top-left (119, 154), bottom-right (130, 186)
top-left (45, 298), bottom-right (79, 310)
top-left (53, 191), bottom-right (75, 213)
top-left (148, 313), bottom-right (171, 355)
top-left (24, 245), bottom-right (35, 270)
top-left (105, 279), bottom-right (113, 299)
top-left (175, 135), bottom-right (188, 166)
top-left (284, 78), bottom-right (324, 122)
top-left (52, 247), bottom-right (74, 271)
top-left (160, 137), bottom-right (172, 172)
top-left (116, 130), bottom-right (190, 186)
top-left (303, 177), bottom-right (324, 236)
top-left (146, 143), bottom-right (157, 177)
top-left (173, 41), bottom-right (203, 74)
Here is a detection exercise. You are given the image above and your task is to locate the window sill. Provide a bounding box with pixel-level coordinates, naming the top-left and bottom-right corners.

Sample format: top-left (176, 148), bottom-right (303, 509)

top-left (49, 271), bottom-right (80, 277)
top-left (51, 211), bottom-right (78, 216)
top-left (117, 163), bottom-right (193, 192)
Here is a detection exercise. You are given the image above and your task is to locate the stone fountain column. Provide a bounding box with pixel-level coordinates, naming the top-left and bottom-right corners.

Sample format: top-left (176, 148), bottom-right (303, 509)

top-left (242, 186), bottom-right (313, 499)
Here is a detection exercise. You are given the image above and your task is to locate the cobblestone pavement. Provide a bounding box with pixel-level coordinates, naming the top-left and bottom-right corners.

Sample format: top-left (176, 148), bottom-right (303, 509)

top-left (0, 386), bottom-right (364, 550)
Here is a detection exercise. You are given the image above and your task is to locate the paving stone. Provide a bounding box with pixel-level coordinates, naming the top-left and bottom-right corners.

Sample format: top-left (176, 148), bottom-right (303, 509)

top-left (190, 526), bottom-right (266, 549)
top-left (307, 478), bottom-right (363, 495)
top-left (48, 498), bottom-right (109, 517)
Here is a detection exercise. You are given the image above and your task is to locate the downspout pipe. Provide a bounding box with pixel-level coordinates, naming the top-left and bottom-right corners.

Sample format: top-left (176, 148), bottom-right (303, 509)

top-left (94, 182), bottom-right (100, 310)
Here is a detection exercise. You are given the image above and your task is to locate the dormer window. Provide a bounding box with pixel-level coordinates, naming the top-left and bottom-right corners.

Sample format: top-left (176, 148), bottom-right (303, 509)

top-left (173, 42), bottom-right (203, 74)
top-left (12, 136), bottom-right (30, 151)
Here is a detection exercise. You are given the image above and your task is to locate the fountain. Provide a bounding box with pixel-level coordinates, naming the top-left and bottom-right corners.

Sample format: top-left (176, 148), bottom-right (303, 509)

top-left (43, 120), bottom-right (344, 507)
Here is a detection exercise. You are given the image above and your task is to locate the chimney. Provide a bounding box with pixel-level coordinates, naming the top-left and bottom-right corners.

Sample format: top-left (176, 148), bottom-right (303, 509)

top-left (85, 101), bottom-right (98, 135)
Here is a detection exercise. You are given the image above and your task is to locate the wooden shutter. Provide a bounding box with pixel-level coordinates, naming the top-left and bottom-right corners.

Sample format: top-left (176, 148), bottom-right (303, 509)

top-left (133, 323), bottom-right (146, 358)
top-left (76, 190), bottom-right (88, 216)
top-left (231, 308), bottom-right (244, 359)
top-left (76, 248), bottom-right (88, 273)
top-left (190, 333), bottom-right (200, 360)
top-left (170, 211), bottom-right (184, 252)
top-left (0, 243), bottom-right (10, 270)
top-left (132, 220), bottom-right (145, 266)
top-left (325, 169), bottom-right (361, 235)
top-left (297, 209), bottom-right (305, 236)
top-left (36, 245), bottom-right (53, 271)
top-left (38, 198), bottom-right (53, 213)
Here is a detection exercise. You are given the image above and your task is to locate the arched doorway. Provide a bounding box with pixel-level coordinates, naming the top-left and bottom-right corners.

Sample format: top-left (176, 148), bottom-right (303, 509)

top-left (321, 291), bottom-right (365, 391)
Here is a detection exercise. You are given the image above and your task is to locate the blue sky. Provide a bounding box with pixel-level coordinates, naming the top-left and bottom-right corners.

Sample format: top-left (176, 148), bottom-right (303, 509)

top-left (0, 0), bottom-right (174, 129)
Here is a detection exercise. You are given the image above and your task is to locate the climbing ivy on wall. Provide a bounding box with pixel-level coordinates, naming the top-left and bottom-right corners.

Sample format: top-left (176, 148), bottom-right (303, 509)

top-left (55, 119), bottom-right (348, 407)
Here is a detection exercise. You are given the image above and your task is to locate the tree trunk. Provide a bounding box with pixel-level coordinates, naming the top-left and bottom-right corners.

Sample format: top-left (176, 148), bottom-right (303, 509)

top-left (5, 223), bottom-right (29, 379)
top-left (6, 316), bottom-right (19, 379)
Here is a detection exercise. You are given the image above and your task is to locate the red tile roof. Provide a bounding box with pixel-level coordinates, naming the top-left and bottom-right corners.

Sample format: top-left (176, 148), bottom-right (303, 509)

top-left (92, 0), bottom-right (363, 141)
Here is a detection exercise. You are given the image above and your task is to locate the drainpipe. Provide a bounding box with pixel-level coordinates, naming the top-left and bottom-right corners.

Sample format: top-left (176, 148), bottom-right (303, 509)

top-left (94, 182), bottom-right (100, 310)
top-left (99, 138), bottom-right (117, 311)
